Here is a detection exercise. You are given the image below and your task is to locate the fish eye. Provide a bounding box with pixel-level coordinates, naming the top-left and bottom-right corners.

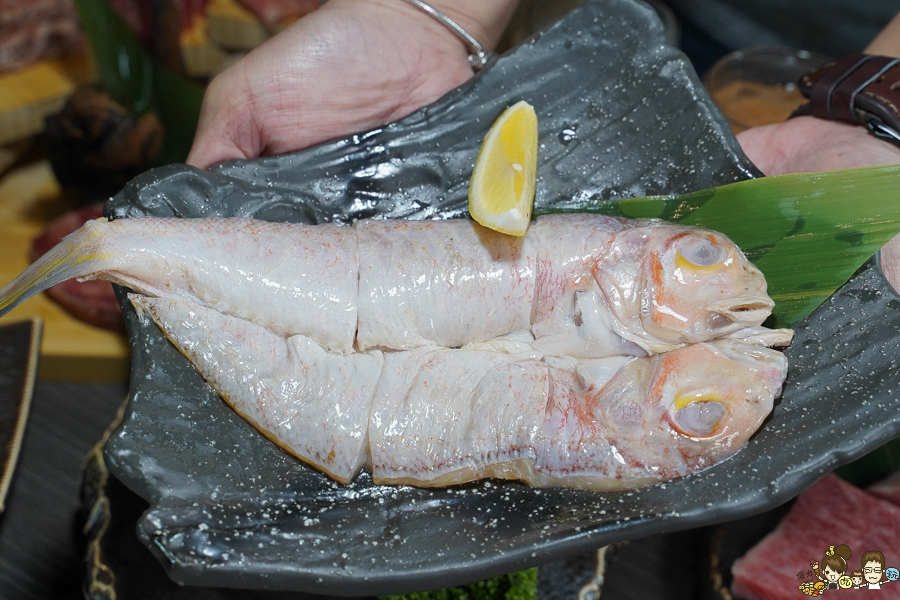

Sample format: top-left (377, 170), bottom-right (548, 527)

top-left (674, 400), bottom-right (726, 437)
top-left (677, 237), bottom-right (727, 268)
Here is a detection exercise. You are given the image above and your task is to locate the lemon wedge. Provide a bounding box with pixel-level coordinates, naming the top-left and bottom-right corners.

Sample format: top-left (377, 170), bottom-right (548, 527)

top-left (469, 100), bottom-right (538, 236)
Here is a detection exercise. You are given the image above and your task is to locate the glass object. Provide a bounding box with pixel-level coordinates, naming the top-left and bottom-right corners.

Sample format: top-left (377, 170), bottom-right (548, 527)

top-left (704, 46), bottom-right (830, 133)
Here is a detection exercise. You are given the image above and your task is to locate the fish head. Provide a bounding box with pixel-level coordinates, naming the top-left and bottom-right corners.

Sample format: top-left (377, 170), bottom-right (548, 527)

top-left (649, 340), bottom-right (787, 469)
top-left (594, 224), bottom-right (773, 350)
top-left (647, 227), bottom-right (773, 342)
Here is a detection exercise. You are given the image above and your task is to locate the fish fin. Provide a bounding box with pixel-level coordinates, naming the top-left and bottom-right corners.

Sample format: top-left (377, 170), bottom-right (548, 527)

top-left (0, 218), bottom-right (110, 318)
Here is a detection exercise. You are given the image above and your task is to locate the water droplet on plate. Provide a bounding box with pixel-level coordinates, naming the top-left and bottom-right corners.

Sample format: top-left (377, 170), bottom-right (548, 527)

top-left (559, 128), bottom-right (577, 144)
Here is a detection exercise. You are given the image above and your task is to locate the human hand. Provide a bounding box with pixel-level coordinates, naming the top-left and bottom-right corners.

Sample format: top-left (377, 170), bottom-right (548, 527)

top-left (737, 115), bottom-right (900, 293)
top-left (187, 0), bottom-right (516, 168)
top-left (737, 12), bottom-right (900, 178)
top-left (736, 116), bottom-right (900, 176)
top-left (736, 17), bottom-right (900, 291)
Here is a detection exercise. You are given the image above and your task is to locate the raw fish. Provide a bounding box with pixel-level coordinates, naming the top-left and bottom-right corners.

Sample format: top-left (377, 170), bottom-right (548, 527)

top-left (356, 218), bottom-right (536, 350)
top-left (2, 217), bottom-right (360, 353)
top-left (0, 214), bottom-right (778, 356)
top-left (132, 295), bottom-right (786, 490)
top-left (370, 339), bottom-right (786, 489)
top-left (0, 214), bottom-right (791, 489)
top-left (131, 295), bottom-right (381, 483)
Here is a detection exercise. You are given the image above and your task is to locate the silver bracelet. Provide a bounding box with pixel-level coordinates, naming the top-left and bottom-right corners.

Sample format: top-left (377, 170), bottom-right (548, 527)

top-left (399, 0), bottom-right (494, 71)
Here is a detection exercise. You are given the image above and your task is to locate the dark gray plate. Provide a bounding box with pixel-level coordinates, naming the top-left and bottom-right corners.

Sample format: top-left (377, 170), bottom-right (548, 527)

top-left (101, 0), bottom-right (900, 595)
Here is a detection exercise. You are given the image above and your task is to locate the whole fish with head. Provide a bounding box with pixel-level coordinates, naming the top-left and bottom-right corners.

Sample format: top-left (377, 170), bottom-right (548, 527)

top-left (0, 213), bottom-right (783, 356)
top-left (0, 213), bottom-right (791, 489)
top-left (132, 294), bottom-right (787, 489)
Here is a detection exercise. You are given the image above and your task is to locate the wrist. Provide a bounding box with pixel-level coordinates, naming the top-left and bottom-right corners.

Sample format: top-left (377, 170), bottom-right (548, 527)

top-left (423, 0), bottom-right (519, 51)
top-left (792, 54), bottom-right (900, 148)
top-left (341, 0), bottom-right (518, 53)
top-left (864, 10), bottom-right (900, 58)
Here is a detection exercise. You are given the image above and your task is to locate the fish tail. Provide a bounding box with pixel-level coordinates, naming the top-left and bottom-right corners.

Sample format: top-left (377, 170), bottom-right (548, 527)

top-left (0, 217), bottom-right (110, 318)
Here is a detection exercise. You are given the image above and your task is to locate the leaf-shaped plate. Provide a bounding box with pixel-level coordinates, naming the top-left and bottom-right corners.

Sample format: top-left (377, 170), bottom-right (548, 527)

top-left (101, 0), bottom-right (900, 594)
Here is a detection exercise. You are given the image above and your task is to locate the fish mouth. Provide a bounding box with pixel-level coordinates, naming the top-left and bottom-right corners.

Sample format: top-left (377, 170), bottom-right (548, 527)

top-left (706, 295), bottom-right (775, 325)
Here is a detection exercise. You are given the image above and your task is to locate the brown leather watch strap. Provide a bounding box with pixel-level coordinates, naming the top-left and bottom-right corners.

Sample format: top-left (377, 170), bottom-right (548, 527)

top-left (792, 54), bottom-right (900, 146)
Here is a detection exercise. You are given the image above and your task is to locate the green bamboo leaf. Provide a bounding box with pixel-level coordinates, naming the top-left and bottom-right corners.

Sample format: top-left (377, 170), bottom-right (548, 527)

top-left (836, 436), bottom-right (900, 486)
top-left (72, 0), bottom-right (153, 114)
top-left (72, 0), bottom-right (203, 163)
top-left (538, 165), bottom-right (900, 328)
top-left (154, 65), bottom-right (205, 165)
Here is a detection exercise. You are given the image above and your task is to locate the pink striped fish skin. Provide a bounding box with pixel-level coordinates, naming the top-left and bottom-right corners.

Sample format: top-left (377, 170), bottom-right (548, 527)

top-left (369, 340), bottom-right (786, 489)
top-left (0, 214), bottom-right (775, 357)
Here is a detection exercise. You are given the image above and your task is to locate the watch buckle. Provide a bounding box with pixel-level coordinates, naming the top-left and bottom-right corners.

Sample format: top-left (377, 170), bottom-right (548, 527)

top-left (862, 114), bottom-right (900, 147)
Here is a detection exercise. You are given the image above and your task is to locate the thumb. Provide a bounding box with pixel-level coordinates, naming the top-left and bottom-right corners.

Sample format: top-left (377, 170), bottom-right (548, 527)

top-left (186, 67), bottom-right (264, 168)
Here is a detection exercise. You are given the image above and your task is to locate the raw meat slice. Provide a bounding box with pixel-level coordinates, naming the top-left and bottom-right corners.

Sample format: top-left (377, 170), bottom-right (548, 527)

top-left (869, 470), bottom-right (900, 508)
top-left (732, 474), bottom-right (900, 600)
top-left (0, 0), bottom-right (83, 73)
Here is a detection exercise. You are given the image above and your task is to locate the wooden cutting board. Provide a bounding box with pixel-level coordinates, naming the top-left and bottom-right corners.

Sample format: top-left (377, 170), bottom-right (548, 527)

top-left (0, 161), bottom-right (130, 382)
